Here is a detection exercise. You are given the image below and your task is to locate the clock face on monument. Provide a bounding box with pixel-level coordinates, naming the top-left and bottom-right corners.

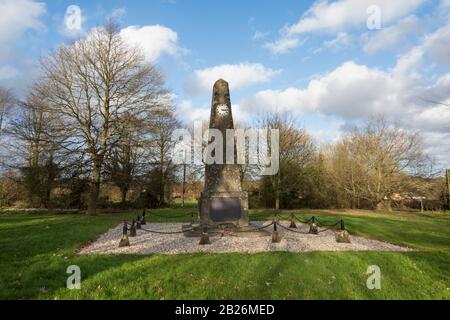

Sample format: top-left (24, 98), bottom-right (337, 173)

top-left (216, 104), bottom-right (230, 117)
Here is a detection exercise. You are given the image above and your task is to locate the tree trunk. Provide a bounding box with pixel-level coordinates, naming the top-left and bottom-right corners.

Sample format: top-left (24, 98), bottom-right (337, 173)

top-left (43, 189), bottom-right (51, 209)
top-left (275, 173), bottom-right (280, 210)
top-left (446, 169), bottom-right (450, 210)
top-left (160, 169), bottom-right (165, 206)
top-left (121, 188), bottom-right (128, 204)
top-left (182, 163), bottom-right (186, 208)
top-left (387, 199), bottom-right (392, 212)
top-left (87, 161), bottom-right (101, 214)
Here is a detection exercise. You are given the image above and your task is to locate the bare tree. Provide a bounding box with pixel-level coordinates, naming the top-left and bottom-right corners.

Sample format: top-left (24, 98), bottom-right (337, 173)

top-left (258, 113), bottom-right (315, 209)
top-left (5, 89), bottom-right (61, 207)
top-left (146, 105), bottom-right (180, 206)
top-left (329, 116), bottom-right (427, 209)
top-left (39, 22), bottom-right (168, 213)
top-left (106, 113), bottom-right (146, 204)
top-left (0, 88), bottom-right (15, 139)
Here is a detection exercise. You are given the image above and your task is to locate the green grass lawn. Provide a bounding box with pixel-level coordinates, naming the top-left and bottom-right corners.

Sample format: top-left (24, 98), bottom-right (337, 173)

top-left (0, 207), bottom-right (449, 300)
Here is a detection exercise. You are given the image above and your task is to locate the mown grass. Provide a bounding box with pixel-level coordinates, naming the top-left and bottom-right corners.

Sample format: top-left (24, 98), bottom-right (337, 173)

top-left (0, 207), bottom-right (449, 300)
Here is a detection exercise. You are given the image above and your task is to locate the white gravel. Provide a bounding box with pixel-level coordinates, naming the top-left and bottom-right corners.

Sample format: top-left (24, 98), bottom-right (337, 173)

top-left (78, 221), bottom-right (413, 255)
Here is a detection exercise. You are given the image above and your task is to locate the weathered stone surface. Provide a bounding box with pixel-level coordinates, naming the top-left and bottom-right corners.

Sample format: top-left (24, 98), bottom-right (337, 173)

top-left (136, 218), bottom-right (141, 230)
top-left (309, 223), bottom-right (319, 235)
top-left (271, 222), bottom-right (281, 243)
top-left (289, 219), bottom-right (297, 229)
top-left (271, 231), bottom-right (281, 243)
top-left (119, 235), bottom-right (130, 247)
top-left (199, 227), bottom-right (211, 245)
top-left (336, 230), bottom-right (351, 243)
top-left (122, 221), bottom-right (128, 236)
top-left (199, 79), bottom-right (249, 227)
top-left (130, 220), bottom-right (137, 237)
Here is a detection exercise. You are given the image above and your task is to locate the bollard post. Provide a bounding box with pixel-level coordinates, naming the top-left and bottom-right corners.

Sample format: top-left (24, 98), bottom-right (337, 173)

top-left (191, 212), bottom-right (195, 225)
top-left (119, 221), bottom-right (130, 247)
top-left (141, 209), bottom-right (147, 225)
top-left (123, 221), bottom-right (128, 235)
top-left (336, 219), bottom-right (351, 243)
top-left (199, 225), bottom-right (211, 245)
top-left (136, 215), bottom-right (142, 230)
top-left (130, 219), bottom-right (137, 237)
top-left (309, 217), bottom-right (319, 235)
top-left (289, 213), bottom-right (297, 229)
top-left (272, 221), bottom-right (281, 243)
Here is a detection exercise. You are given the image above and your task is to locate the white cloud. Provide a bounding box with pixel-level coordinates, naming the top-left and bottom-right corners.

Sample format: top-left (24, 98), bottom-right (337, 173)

top-left (264, 37), bottom-right (303, 54)
top-left (308, 120), bottom-right (345, 145)
top-left (392, 46), bottom-right (424, 79)
top-left (323, 32), bottom-right (352, 51)
top-left (412, 105), bottom-right (450, 132)
top-left (241, 87), bottom-right (313, 115)
top-left (242, 40), bottom-right (440, 121)
top-left (427, 73), bottom-right (450, 101)
top-left (240, 56), bottom-right (450, 167)
top-left (0, 65), bottom-right (19, 80)
top-left (364, 15), bottom-right (421, 53)
top-left (253, 31), bottom-right (269, 41)
top-left (62, 5), bottom-right (85, 38)
top-left (176, 100), bottom-right (209, 124)
top-left (286, 0), bottom-right (425, 35)
top-left (420, 131), bottom-right (450, 168)
top-left (241, 61), bottom-right (409, 119)
top-left (175, 100), bottom-right (250, 125)
top-left (441, 0), bottom-right (450, 8)
top-left (267, 0), bottom-right (425, 54)
top-left (185, 63), bottom-right (281, 95)
top-left (120, 25), bottom-right (183, 62)
top-left (228, 104), bottom-right (251, 125)
top-left (110, 8), bottom-right (127, 21)
top-left (0, 0), bottom-right (45, 59)
top-left (424, 19), bottom-right (450, 67)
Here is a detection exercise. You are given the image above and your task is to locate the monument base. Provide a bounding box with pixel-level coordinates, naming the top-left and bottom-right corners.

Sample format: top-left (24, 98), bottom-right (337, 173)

top-left (199, 191), bottom-right (249, 227)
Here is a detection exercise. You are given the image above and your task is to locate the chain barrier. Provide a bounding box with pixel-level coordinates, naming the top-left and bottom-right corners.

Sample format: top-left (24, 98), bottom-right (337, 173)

top-left (317, 221), bottom-right (342, 233)
top-left (124, 213), bottom-right (344, 237)
top-left (147, 212), bottom-right (198, 219)
top-left (126, 221), bottom-right (195, 235)
top-left (233, 222), bottom-right (275, 233)
top-left (314, 217), bottom-right (341, 228)
top-left (281, 214), bottom-right (345, 234)
top-left (124, 220), bottom-right (275, 236)
top-left (294, 215), bottom-right (314, 224)
top-left (275, 222), bottom-right (311, 234)
top-left (290, 214), bottom-right (344, 230)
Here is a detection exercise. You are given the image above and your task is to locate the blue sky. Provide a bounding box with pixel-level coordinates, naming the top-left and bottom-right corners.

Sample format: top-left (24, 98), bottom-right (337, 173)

top-left (0, 0), bottom-right (449, 168)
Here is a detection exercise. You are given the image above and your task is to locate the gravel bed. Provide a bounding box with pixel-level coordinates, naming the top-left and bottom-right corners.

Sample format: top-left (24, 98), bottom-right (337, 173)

top-left (79, 221), bottom-right (413, 255)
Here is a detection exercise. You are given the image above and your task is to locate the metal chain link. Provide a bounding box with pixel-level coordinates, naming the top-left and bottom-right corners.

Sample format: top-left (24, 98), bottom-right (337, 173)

top-left (233, 222), bottom-right (275, 233)
top-left (317, 221), bottom-right (341, 233)
top-left (290, 214), bottom-right (343, 230)
top-left (125, 214), bottom-right (344, 236)
top-left (126, 222), bottom-right (195, 235)
top-left (147, 212), bottom-right (198, 219)
top-left (275, 222), bottom-right (311, 234)
top-left (294, 215), bottom-right (314, 224)
top-left (315, 217), bottom-right (341, 227)
top-left (274, 221), bottom-right (334, 238)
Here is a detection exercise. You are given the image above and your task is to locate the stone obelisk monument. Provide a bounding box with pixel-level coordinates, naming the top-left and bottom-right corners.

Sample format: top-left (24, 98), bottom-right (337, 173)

top-left (199, 79), bottom-right (249, 227)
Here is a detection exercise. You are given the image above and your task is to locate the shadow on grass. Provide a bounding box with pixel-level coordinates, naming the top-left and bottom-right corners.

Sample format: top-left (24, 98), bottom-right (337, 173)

top-left (1, 210), bottom-right (449, 300)
top-left (32, 251), bottom-right (450, 300)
